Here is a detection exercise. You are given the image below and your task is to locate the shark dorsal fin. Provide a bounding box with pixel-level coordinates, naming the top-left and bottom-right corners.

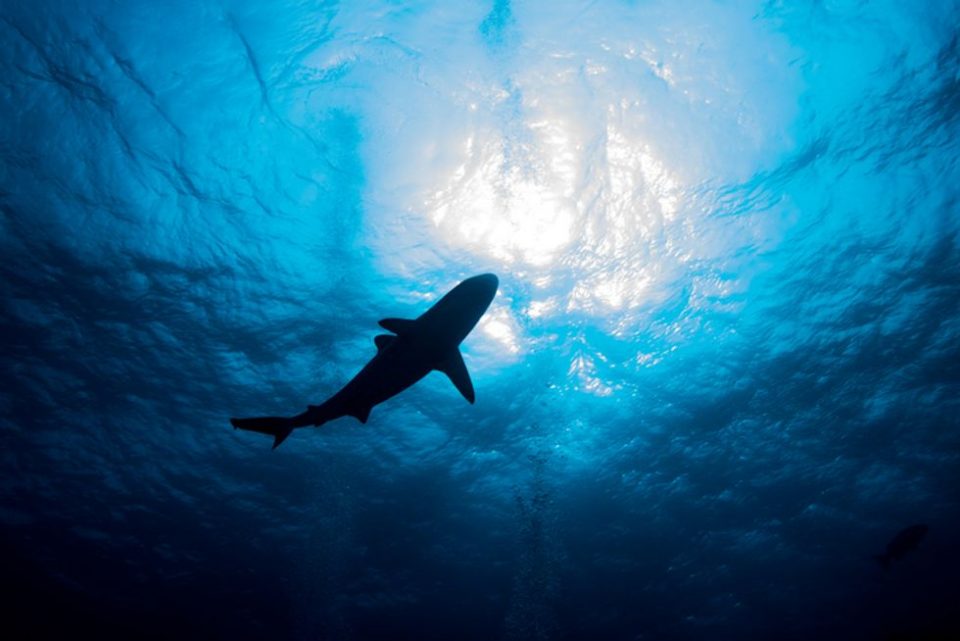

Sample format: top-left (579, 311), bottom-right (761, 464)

top-left (350, 406), bottom-right (371, 424)
top-left (374, 334), bottom-right (395, 353)
top-left (436, 349), bottom-right (475, 404)
top-left (379, 317), bottom-right (416, 334)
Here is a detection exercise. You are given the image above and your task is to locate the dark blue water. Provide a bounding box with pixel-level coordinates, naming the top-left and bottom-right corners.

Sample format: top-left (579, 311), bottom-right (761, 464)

top-left (2, 1), bottom-right (959, 639)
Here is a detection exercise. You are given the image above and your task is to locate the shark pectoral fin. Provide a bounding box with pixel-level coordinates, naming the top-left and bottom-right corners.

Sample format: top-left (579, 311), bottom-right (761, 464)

top-left (349, 406), bottom-right (372, 424)
top-left (437, 349), bottom-right (475, 404)
top-left (378, 317), bottom-right (416, 334)
top-left (374, 334), bottom-right (396, 353)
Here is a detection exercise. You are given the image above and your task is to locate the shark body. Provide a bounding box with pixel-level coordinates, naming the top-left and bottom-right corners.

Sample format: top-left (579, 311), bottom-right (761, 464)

top-left (230, 273), bottom-right (498, 449)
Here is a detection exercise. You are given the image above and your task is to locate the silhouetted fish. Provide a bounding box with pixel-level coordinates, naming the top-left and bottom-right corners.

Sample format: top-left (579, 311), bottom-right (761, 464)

top-left (874, 524), bottom-right (928, 570)
top-left (230, 273), bottom-right (499, 449)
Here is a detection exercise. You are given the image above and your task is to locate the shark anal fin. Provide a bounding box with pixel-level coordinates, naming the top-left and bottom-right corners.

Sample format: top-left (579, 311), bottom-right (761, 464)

top-left (436, 349), bottom-right (475, 404)
top-left (374, 334), bottom-right (396, 353)
top-left (349, 406), bottom-right (372, 424)
top-left (379, 317), bottom-right (416, 335)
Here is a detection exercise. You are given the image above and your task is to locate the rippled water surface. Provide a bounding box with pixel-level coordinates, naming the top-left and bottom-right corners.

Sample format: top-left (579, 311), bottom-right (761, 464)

top-left (2, 1), bottom-right (959, 639)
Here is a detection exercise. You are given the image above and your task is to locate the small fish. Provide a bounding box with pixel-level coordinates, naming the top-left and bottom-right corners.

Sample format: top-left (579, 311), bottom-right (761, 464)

top-left (874, 524), bottom-right (928, 570)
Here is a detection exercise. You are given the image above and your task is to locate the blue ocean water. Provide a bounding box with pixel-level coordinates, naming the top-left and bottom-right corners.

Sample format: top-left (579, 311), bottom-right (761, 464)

top-left (2, 1), bottom-right (959, 639)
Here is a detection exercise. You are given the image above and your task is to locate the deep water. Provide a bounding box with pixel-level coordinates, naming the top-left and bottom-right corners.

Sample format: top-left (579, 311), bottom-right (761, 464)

top-left (2, 1), bottom-right (959, 640)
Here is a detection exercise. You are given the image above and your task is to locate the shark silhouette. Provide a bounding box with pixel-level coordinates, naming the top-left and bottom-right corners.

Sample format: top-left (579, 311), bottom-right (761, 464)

top-left (230, 273), bottom-right (499, 449)
top-left (874, 523), bottom-right (928, 570)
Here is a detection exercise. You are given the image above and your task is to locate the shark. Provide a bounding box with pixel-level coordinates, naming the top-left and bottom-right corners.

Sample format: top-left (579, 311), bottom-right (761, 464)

top-left (230, 273), bottom-right (499, 449)
top-left (873, 523), bottom-right (928, 570)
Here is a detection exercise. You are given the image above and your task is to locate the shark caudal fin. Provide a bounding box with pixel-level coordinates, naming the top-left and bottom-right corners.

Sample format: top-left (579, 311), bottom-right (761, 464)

top-left (230, 407), bottom-right (327, 449)
top-left (230, 416), bottom-right (295, 450)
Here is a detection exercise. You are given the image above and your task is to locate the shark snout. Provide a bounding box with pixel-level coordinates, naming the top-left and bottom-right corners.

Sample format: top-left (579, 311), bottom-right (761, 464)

top-left (472, 273), bottom-right (499, 298)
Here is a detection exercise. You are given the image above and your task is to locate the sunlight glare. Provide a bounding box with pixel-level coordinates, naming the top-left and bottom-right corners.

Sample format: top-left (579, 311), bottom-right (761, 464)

top-left (424, 110), bottom-right (683, 321)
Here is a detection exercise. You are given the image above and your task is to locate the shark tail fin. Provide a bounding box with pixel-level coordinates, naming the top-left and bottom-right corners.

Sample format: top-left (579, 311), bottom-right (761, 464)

top-left (873, 554), bottom-right (892, 570)
top-left (230, 416), bottom-right (296, 450)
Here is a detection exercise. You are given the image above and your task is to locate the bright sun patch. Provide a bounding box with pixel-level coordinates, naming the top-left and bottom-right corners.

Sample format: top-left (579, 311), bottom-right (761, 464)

top-left (423, 109), bottom-right (684, 321)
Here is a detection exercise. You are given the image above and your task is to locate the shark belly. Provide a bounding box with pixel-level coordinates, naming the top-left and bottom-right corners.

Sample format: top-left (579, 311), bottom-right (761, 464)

top-left (311, 340), bottom-right (435, 423)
